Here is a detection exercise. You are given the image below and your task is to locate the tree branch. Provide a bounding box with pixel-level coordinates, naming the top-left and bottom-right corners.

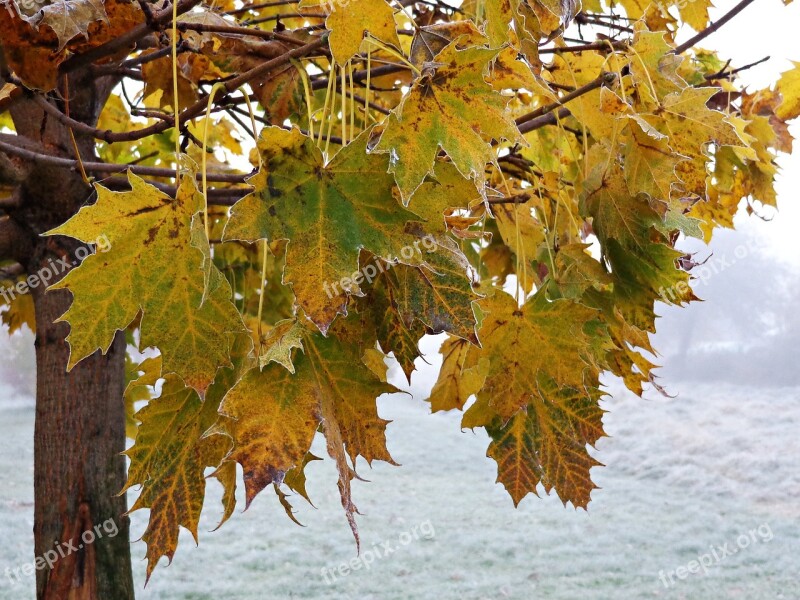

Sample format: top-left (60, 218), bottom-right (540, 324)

top-left (60, 0), bottom-right (203, 73)
top-left (311, 63), bottom-right (408, 91)
top-left (673, 0), bottom-right (757, 55)
top-left (176, 21), bottom-right (307, 47)
top-left (0, 148), bottom-right (27, 186)
top-left (21, 37), bottom-right (327, 146)
top-left (102, 177), bottom-right (249, 205)
top-left (515, 72), bottom-right (616, 133)
top-left (0, 136), bottom-right (249, 183)
top-left (540, 40), bottom-right (629, 54)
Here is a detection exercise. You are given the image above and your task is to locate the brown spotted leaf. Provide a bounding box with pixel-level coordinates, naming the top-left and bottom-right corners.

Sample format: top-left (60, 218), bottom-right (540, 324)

top-left (46, 172), bottom-right (246, 394)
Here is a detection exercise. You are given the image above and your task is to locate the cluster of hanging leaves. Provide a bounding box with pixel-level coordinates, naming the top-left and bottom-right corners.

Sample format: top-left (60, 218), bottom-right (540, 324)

top-left (2, 0), bottom-right (799, 580)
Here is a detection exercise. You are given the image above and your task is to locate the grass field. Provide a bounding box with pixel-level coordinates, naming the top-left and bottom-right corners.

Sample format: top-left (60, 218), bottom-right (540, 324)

top-left (2, 361), bottom-right (799, 599)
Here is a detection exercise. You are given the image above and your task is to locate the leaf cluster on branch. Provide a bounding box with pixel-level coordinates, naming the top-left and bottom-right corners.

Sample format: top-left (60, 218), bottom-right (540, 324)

top-left (1, 0), bottom-right (799, 578)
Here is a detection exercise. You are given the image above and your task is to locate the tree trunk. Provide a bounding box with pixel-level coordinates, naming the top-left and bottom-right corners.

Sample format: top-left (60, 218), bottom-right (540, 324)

top-left (0, 62), bottom-right (136, 598)
top-left (31, 246), bottom-right (135, 600)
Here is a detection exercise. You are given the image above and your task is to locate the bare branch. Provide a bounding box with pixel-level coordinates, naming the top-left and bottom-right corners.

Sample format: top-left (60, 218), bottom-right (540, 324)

top-left (673, 0), bottom-right (757, 55)
top-left (176, 21), bottom-right (307, 47)
top-left (61, 0), bottom-right (203, 73)
top-left (0, 136), bottom-right (249, 183)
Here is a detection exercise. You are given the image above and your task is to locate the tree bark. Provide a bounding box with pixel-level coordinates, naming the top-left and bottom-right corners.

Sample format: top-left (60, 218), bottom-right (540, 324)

top-left (32, 278), bottom-right (134, 600)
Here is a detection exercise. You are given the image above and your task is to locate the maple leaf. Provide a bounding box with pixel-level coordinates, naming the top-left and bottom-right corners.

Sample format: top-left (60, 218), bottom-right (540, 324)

top-left (406, 161), bottom-right (484, 235)
top-left (224, 127), bottom-right (422, 332)
top-left (471, 0), bottom-right (514, 48)
top-left (465, 289), bottom-right (609, 421)
top-left (484, 377), bottom-right (605, 507)
top-left (123, 355), bottom-right (161, 439)
top-left (353, 263), bottom-right (427, 381)
top-left (214, 359), bottom-right (321, 507)
top-left (283, 452), bottom-right (322, 505)
top-left (46, 172), bottom-right (246, 394)
top-left (123, 332), bottom-right (253, 578)
top-left (215, 321), bottom-right (397, 543)
top-left (382, 235), bottom-right (480, 343)
top-left (408, 21), bottom-right (487, 67)
top-left (628, 27), bottom-right (685, 109)
top-left (581, 157), bottom-right (695, 331)
top-left (300, 0), bottom-right (400, 64)
top-left (353, 235), bottom-right (480, 381)
top-left (259, 318), bottom-right (305, 371)
top-left (644, 87), bottom-right (743, 161)
top-left (456, 291), bottom-right (610, 507)
top-left (427, 335), bottom-right (487, 412)
top-left (375, 41), bottom-right (521, 201)
top-left (623, 117), bottom-right (683, 200)
top-left (678, 0), bottom-right (713, 32)
top-left (123, 374), bottom-right (227, 580)
top-left (0, 285), bottom-right (35, 333)
top-left (547, 52), bottom-right (619, 141)
top-left (35, 0), bottom-right (108, 51)
top-left (776, 61), bottom-right (800, 121)
top-left (491, 199), bottom-right (545, 292)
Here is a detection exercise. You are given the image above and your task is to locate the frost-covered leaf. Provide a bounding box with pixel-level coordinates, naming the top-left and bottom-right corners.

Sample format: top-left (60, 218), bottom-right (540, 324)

top-left (376, 42), bottom-right (520, 200)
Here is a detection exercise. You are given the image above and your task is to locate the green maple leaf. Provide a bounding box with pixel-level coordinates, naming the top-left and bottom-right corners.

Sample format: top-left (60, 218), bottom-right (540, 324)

top-left (375, 41), bottom-right (520, 201)
top-left (353, 236), bottom-right (480, 381)
top-left (46, 172), bottom-right (245, 394)
top-left (224, 127), bottom-right (422, 333)
top-left (387, 236), bottom-right (480, 343)
top-left (354, 262), bottom-right (427, 381)
top-left (581, 158), bottom-right (695, 331)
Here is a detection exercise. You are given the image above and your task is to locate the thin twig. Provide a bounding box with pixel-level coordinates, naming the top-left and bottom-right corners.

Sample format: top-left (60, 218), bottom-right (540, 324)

top-left (673, 0), bottom-right (757, 55)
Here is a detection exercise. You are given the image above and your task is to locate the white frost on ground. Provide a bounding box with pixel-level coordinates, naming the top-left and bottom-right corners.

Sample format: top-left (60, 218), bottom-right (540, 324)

top-left (2, 366), bottom-right (800, 599)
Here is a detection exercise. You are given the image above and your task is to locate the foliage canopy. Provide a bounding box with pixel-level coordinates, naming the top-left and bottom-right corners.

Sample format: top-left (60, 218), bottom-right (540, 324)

top-left (1, 0), bottom-right (798, 580)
